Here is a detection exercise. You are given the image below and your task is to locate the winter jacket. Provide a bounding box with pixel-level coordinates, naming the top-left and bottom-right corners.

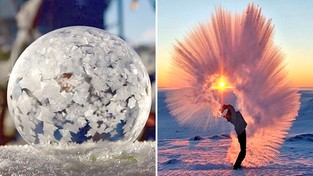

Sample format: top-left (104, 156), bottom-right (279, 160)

top-left (227, 105), bottom-right (247, 136)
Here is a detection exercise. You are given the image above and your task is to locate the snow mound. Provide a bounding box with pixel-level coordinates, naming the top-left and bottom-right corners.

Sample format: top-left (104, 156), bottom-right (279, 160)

top-left (0, 141), bottom-right (155, 175)
top-left (189, 135), bottom-right (204, 141)
top-left (286, 134), bottom-right (313, 142)
top-left (209, 134), bottom-right (231, 140)
top-left (162, 159), bottom-right (181, 165)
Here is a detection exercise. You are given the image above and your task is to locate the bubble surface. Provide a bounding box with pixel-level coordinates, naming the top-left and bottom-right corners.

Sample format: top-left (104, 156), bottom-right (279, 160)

top-left (7, 26), bottom-right (151, 145)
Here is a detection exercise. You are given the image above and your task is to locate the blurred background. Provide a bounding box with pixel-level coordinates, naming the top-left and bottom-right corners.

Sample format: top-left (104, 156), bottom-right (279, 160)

top-left (0, 0), bottom-right (155, 145)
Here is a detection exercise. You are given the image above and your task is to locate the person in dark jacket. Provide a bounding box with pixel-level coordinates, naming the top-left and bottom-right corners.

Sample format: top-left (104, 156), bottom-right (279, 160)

top-left (221, 104), bottom-right (247, 170)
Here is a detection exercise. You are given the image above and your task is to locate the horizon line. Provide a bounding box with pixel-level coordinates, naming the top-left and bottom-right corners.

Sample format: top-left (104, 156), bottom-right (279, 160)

top-left (157, 86), bottom-right (313, 91)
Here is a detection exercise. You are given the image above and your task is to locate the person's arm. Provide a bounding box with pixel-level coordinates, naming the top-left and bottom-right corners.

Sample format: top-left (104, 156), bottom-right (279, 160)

top-left (221, 104), bottom-right (228, 113)
top-left (221, 104), bottom-right (230, 121)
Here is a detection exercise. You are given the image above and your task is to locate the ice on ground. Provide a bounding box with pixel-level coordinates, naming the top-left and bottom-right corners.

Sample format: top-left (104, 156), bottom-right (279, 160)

top-left (0, 141), bottom-right (155, 175)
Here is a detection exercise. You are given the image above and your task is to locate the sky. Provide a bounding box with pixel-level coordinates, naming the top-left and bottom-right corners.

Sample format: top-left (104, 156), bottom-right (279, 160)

top-left (106, 0), bottom-right (155, 46)
top-left (157, 0), bottom-right (313, 88)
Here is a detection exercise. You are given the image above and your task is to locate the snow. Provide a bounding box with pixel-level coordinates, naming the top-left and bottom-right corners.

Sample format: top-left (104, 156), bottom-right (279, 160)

top-left (158, 89), bottom-right (313, 175)
top-left (0, 141), bottom-right (155, 175)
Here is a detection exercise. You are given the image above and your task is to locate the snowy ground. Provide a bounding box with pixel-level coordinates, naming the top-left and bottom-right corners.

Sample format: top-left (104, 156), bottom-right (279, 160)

top-left (0, 141), bottom-right (155, 175)
top-left (158, 89), bottom-right (313, 175)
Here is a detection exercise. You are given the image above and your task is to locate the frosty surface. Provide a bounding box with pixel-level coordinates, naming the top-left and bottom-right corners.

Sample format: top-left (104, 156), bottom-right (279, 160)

top-left (7, 26), bottom-right (151, 145)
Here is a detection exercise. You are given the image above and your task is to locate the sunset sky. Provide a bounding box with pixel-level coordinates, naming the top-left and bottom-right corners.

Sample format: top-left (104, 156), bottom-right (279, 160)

top-left (157, 0), bottom-right (313, 88)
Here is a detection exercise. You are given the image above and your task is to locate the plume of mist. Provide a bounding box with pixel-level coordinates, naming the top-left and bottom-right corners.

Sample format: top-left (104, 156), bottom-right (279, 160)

top-left (165, 4), bottom-right (300, 166)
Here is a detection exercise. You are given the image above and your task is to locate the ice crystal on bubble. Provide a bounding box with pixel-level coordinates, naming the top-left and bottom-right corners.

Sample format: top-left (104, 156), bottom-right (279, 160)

top-left (7, 26), bottom-right (151, 146)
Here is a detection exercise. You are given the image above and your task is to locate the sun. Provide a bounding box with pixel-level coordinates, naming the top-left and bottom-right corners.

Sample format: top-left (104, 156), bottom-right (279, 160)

top-left (211, 76), bottom-right (233, 90)
top-left (219, 81), bottom-right (226, 88)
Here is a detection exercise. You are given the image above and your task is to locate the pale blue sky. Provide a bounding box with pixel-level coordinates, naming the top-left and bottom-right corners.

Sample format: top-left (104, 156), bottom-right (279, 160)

top-left (106, 0), bottom-right (155, 46)
top-left (158, 0), bottom-right (313, 87)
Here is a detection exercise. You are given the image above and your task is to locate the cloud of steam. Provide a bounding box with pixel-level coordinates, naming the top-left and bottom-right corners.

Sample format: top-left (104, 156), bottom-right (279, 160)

top-left (165, 4), bottom-right (300, 166)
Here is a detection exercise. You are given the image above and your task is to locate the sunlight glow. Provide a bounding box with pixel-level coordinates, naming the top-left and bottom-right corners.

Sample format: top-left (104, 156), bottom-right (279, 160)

top-left (211, 76), bottom-right (233, 90)
top-left (219, 81), bottom-right (225, 88)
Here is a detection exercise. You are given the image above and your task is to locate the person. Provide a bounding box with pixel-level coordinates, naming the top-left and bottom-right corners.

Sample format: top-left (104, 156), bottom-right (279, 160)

top-left (221, 104), bottom-right (247, 170)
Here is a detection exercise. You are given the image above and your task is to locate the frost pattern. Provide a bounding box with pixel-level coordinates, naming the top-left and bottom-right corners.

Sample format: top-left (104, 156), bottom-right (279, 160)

top-left (7, 26), bottom-right (151, 145)
top-left (165, 4), bottom-right (300, 166)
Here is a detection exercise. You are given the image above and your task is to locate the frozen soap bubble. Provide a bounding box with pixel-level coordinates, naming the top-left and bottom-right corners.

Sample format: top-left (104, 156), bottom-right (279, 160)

top-left (7, 26), bottom-right (151, 146)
